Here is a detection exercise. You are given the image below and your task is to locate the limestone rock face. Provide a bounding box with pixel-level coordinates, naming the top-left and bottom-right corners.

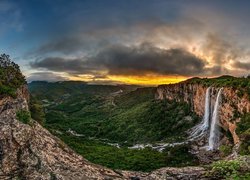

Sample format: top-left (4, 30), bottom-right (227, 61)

top-left (0, 85), bottom-right (210, 179)
top-left (156, 83), bottom-right (250, 145)
top-left (0, 86), bottom-right (124, 179)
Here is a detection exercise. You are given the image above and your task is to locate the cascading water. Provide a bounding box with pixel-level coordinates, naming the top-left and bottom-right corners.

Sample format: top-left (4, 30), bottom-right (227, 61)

top-left (208, 88), bottom-right (223, 150)
top-left (128, 87), bottom-right (225, 152)
top-left (189, 87), bottom-right (211, 140)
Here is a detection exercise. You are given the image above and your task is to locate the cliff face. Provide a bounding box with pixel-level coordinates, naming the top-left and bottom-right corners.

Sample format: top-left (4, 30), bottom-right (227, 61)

top-left (0, 85), bottom-right (125, 179)
top-left (156, 83), bottom-right (250, 145)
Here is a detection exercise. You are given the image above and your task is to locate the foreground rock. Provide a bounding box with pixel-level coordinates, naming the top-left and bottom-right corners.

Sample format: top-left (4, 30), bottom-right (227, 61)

top-left (121, 166), bottom-right (207, 180)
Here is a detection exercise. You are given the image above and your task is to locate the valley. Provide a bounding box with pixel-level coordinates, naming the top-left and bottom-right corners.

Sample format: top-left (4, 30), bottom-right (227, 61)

top-left (29, 81), bottom-right (199, 171)
top-left (28, 76), bottom-right (250, 174)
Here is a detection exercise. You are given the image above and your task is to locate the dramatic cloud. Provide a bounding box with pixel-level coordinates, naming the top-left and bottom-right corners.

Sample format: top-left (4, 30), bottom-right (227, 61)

top-left (233, 61), bottom-right (250, 70)
top-left (27, 72), bottom-right (69, 82)
top-left (200, 34), bottom-right (245, 65)
top-left (37, 36), bottom-right (93, 55)
top-left (34, 18), bottom-right (206, 56)
top-left (30, 57), bottom-right (95, 74)
top-left (30, 11), bottom-right (249, 80)
top-left (31, 43), bottom-right (207, 77)
top-left (3, 0), bottom-right (250, 83)
top-left (92, 43), bottom-right (206, 76)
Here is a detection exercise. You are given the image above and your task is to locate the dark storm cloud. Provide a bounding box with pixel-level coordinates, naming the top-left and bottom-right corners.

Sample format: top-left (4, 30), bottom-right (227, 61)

top-left (30, 57), bottom-right (98, 74)
top-left (30, 43), bottom-right (206, 76)
top-left (233, 61), bottom-right (250, 70)
top-left (34, 19), bottom-right (204, 55)
top-left (93, 43), bottom-right (206, 76)
top-left (27, 72), bottom-right (69, 82)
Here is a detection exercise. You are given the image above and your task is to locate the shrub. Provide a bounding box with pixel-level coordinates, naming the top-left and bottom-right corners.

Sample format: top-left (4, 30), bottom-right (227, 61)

top-left (16, 110), bottom-right (31, 124)
top-left (219, 145), bottom-right (232, 156)
top-left (210, 160), bottom-right (240, 179)
top-left (29, 95), bottom-right (45, 125)
top-left (0, 54), bottom-right (26, 97)
top-left (239, 130), bottom-right (250, 155)
top-left (209, 157), bottom-right (250, 179)
top-left (237, 113), bottom-right (250, 155)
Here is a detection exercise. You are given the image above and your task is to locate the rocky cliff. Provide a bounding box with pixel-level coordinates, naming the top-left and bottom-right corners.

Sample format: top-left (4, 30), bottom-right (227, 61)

top-left (0, 85), bottom-right (126, 179)
top-left (156, 81), bottom-right (250, 146)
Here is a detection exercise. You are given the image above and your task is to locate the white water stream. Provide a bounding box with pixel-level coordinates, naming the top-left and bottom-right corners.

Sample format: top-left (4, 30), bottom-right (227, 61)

top-left (189, 87), bottom-right (211, 139)
top-left (208, 88), bottom-right (223, 150)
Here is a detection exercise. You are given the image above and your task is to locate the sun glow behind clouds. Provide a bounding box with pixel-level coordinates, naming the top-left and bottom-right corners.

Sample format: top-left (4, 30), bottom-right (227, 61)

top-left (68, 73), bottom-right (187, 86)
top-left (108, 75), bottom-right (187, 85)
top-left (13, 0), bottom-right (250, 83)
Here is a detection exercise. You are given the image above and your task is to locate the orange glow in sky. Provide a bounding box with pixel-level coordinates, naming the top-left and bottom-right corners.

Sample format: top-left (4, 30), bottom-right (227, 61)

top-left (69, 73), bottom-right (187, 86)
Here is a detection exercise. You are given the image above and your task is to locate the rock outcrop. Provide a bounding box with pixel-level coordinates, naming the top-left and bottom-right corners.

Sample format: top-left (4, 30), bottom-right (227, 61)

top-left (0, 85), bottom-right (127, 179)
top-left (156, 82), bottom-right (250, 146)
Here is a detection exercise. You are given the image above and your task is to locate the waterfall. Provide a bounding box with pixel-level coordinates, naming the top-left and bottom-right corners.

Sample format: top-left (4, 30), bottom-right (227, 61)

top-left (128, 87), bottom-right (224, 152)
top-left (189, 87), bottom-right (211, 139)
top-left (208, 88), bottom-right (223, 150)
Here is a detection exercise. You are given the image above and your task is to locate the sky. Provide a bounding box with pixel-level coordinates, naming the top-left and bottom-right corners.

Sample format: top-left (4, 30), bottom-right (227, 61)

top-left (1, 0), bottom-right (250, 85)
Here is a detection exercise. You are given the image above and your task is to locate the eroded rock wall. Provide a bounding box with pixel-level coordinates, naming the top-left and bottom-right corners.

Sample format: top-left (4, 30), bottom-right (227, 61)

top-left (156, 83), bottom-right (250, 145)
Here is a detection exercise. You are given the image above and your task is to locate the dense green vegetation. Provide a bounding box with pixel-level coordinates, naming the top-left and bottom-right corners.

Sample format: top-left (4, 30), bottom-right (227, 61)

top-left (28, 81), bottom-right (139, 101)
top-left (29, 95), bottom-right (45, 125)
top-left (209, 157), bottom-right (250, 179)
top-left (187, 75), bottom-right (250, 97)
top-left (219, 145), bottom-right (232, 157)
top-left (35, 84), bottom-right (199, 145)
top-left (29, 81), bottom-right (199, 171)
top-left (16, 110), bottom-right (31, 124)
top-left (0, 54), bottom-right (26, 97)
top-left (236, 113), bottom-right (250, 155)
top-left (54, 133), bottom-right (198, 172)
top-left (28, 76), bottom-right (250, 172)
top-left (101, 99), bottom-right (198, 144)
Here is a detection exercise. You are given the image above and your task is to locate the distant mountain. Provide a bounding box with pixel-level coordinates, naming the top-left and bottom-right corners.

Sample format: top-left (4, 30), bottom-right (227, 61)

top-left (29, 81), bottom-right (140, 101)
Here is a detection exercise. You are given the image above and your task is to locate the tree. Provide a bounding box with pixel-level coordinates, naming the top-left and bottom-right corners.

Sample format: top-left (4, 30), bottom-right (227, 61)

top-left (0, 54), bottom-right (26, 97)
